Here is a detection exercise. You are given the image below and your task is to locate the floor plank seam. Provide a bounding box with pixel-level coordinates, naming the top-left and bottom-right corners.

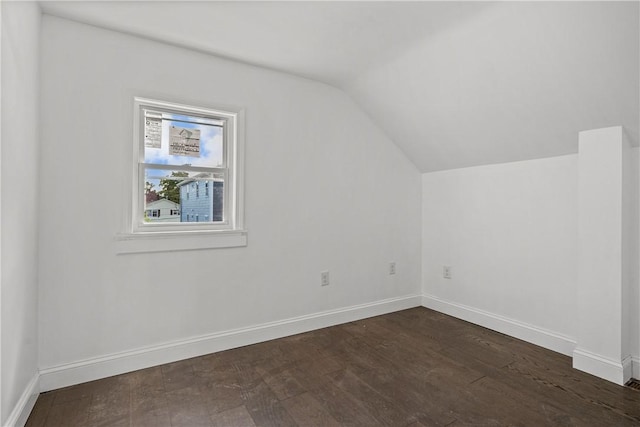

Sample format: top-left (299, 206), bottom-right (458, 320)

top-left (468, 375), bottom-right (485, 385)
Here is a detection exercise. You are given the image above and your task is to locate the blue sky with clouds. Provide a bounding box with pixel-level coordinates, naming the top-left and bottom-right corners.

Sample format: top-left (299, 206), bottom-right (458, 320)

top-left (144, 113), bottom-right (223, 168)
top-left (144, 113), bottom-right (224, 193)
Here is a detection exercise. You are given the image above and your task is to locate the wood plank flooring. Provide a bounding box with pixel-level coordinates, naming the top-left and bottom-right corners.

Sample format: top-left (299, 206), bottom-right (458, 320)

top-left (26, 307), bottom-right (640, 426)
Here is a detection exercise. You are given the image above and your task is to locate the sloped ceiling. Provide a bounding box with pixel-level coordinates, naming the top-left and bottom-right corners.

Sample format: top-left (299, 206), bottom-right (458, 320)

top-left (40, 1), bottom-right (639, 172)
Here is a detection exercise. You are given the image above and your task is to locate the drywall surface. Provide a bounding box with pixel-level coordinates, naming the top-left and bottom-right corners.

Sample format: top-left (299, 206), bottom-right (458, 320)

top-left (1, 1), bottom-right (40, 424)
top-left (628, 146), bottom-right (640, 370)
top-left (622, 137), bottom-right (637, 363)
top-left (573, 126), bottom-right (636, 384)
top-left (576, 127), bottom-right (624, 363)
top-left (38, 16), bottom-right (421, 373)
top-left (635, 147), bottom-right (640, 368)
top-left (422, 155), bottom-right (578, 340)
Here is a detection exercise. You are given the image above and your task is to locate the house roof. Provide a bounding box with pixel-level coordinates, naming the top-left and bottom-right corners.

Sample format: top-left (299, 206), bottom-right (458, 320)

top-left (145, 198), bottom-right (179, 209)
top-left (177, 173), bottom-right (223, 187)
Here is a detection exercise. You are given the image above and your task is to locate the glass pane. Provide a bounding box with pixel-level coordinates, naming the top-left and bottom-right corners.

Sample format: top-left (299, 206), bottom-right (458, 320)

top-left (143, 110), bottom-right (224, 168)
top-left (144, 169), bottom-right (224, 223)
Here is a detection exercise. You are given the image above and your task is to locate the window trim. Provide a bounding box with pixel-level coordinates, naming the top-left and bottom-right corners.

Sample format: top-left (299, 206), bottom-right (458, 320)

top-left (117, 97), bottom-right (246, 253)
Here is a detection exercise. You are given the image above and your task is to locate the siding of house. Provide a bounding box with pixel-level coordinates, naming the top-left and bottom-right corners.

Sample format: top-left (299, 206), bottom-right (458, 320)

top-left (145, 198), bottom-right (180, 222)
top-left (180, 180), bottom-right (223, 222)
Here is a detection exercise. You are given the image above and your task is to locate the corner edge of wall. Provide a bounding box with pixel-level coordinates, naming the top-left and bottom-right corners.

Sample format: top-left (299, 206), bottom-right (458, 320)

top-left (4, 373), bottom-right (39, 427)
top-left (421, 294), bottom-right (576, 357)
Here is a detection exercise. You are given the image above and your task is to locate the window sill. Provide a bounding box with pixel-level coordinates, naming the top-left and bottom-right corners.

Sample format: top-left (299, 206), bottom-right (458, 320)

top-left (114, 230), bottom-right (247, 254)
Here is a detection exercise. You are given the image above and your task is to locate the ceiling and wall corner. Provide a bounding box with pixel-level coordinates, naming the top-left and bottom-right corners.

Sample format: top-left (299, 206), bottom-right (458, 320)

top-left (348, 2), bottom-right (639, 172)
top-left (39, 1), bottom-right (639, 173)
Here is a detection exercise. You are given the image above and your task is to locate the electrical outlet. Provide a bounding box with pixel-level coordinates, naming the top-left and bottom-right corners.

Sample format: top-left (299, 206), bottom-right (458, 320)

top-left (389, 262), bottom-right (396, 275)
top-left (443, 266), bottom-right (452, 279)
top-left (321, 271), bottom-right (330, 286)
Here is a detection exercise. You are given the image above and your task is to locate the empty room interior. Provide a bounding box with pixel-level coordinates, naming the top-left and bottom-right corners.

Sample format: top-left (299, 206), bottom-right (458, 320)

top-left (2, 1), bottom-right (640, 426)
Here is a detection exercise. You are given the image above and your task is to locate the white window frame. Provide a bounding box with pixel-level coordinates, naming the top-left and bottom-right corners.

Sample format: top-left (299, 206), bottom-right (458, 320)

top-left (117, 97), bottom-right (246, 253)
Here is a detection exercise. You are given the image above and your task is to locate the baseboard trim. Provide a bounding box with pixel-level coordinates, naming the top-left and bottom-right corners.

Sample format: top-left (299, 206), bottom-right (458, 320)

top-left (572, 348), bottom-right (631, 385)
top-left (40, 294), bottom-right (422, 392)
top-left (5, 373), bottom-right (39, 427)
top-left (422, 294), bottom-right (576, 356)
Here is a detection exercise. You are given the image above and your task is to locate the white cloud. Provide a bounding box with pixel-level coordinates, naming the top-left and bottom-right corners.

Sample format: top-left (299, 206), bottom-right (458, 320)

top-left (144, 118), bottom-right (224, 170)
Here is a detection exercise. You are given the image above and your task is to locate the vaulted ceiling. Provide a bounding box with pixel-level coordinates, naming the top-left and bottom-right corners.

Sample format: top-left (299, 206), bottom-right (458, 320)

top-left (40, 1), bottom-right (639, 172)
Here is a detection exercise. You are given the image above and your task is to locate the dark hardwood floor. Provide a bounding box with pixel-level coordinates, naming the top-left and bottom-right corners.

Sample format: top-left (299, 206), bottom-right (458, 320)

top-left (26, 307), bottom-right (640, 426)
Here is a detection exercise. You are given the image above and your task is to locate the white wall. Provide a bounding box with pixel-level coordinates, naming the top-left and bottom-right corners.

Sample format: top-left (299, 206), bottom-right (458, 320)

top-left (623, 147), bottom-right (640, 378)
top-left (422, 155), bottom-right (578, 351)
top-left (573, 127), bottom-right (632, 384)
top-left (622, 135), bottom-right (636, 365)
top-left (1, 1), bottom-right (41, 424)
top-left (38, 16), bottom-right (421, 383)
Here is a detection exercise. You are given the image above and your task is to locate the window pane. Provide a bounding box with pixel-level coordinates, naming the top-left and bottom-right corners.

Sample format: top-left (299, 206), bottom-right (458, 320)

top-left (144, 169), bottom-right (224, 223)
top-left (143, 110), bottom-right (224, 168)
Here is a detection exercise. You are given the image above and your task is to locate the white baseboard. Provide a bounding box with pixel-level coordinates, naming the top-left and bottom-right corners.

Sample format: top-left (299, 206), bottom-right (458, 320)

top-left (633, 356), bottom-right (640, 379)
top-left (5, 373), bottom-right (39, 427)
top-left (572, 348), bottom-right (632, 386)
top-left (40, 294), bottom-right (422, 392)
top-left (421, 294), bottom-right (576, 356)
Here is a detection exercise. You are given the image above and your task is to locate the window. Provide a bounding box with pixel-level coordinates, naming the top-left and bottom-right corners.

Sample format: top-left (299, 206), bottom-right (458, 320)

top-left (122, 97), bottom-right (245, 252)
top-left (145, 209), bottom-right (161, 218)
